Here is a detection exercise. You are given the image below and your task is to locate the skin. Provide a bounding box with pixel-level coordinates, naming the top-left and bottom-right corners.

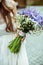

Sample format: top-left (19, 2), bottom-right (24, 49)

top-left (16, 30), bottom-right (26, 42)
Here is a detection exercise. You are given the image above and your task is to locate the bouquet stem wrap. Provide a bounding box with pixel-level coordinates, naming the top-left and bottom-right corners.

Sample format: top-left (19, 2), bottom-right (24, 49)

top-left (8, 35), bottom-right (23, 54)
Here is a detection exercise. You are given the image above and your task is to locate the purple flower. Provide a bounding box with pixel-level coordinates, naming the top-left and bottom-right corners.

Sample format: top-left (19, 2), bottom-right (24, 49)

top-left (33, 11), bottom-right (39, 17)
top-left (39, 21), bottom-right (43, 26)
top-left (29, 7), bottom-right (36, 12)
top-left (18, 11), bottom-right (24, 15)
top-left (18, 7), bottom-right (43, 26)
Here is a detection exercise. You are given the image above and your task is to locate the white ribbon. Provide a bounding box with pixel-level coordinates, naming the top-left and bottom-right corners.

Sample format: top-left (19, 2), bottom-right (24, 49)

top-left (19, 31), bottom-right (26, 37)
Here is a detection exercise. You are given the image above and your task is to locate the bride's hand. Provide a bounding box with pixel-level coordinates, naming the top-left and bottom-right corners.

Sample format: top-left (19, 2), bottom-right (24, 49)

top-left (16, 30), bottom-right (26, 42)
top-left (21, 35), bottom-right (26, 42)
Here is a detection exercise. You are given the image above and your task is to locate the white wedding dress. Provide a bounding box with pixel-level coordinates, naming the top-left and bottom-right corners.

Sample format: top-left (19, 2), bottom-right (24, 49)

top-left (0, 16), bottom-right (29, 65)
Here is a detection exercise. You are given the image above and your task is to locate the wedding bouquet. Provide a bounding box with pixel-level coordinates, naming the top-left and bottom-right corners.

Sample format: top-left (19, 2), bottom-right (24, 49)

top-left (8, 8), bottom-right (43, 54)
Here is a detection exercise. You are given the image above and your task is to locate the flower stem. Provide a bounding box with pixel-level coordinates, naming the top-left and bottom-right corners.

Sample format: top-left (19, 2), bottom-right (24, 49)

top-left (8, 35), bottom-right (23, 54)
